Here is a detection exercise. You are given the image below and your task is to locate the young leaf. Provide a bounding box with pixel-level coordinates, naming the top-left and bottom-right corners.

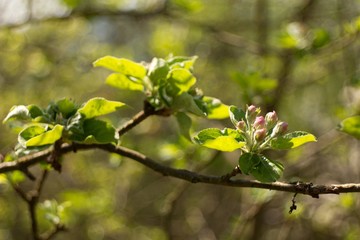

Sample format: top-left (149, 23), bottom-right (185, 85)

top-left (167, 56), bottom-right (198, 70)
top-left (93, 56), bottom-right (146, 79)
top-left (270, 131), bottom-right (317, 150)
top-left (19, 124), bottom-right (64, 147)
top-left (106, 73), bottom-right (144, 92)
top-left (3, 105), bottom-right (30, 123)
top-left (78, 97), bottom-right (126, 119)
top-left (250, 155), bottom-right (284, 182)
top-left (167, 68), bottom-right (196, 94)
top-left (229, 105), bottom-right (245, 126)
top-left (194, 128), bottom-right (245, 152)
top-left (172, 92), bottom-right (205, 116)
top-left (175, 112), bottom-right (192, 140)
top-left (197, 96), bottom-right (229, 119)
top-left (81, 119), bottom-right (118, 144)
top-left (339, 116), bottom-right (360, 139)
top-left (148, 58), bottom-right (170, 84)
top-left (56, 98), bottom-right (77, 118)
top-left (238, 153), bottom-right (261, 175)
top-left (27, 105), bottom-right (44, 119)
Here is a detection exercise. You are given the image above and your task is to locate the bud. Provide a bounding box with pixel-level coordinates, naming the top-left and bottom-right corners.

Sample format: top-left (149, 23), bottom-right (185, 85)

top-left (246, 105), bottom-right (260, 122)
top-left (253, 116), bottom-right (265, 129)
top-left (254, 128), bottom-right (266, 142)
top-left (236, 120), bottom-right (246, 131)
top-left (247, 105), bottom-right (256, 114)
top-left (271, 121), bottom-right (288, 137)
top-left (265, 111), bottom-right (278, 128)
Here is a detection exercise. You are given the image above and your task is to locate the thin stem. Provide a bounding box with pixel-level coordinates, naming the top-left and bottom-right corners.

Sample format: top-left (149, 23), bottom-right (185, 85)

top-left (117, 110), bottom-right (150, 136)
top-left (117, 101), bottom-right (172, 136)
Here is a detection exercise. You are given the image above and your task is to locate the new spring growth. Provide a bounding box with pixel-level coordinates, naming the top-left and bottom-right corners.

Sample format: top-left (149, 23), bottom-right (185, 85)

top-left (239, 105), bottom-right (288, 152)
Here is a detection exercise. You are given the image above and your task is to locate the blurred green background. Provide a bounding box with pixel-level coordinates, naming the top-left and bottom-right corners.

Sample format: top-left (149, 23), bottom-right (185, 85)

top-left (0, 0), bottom-right (360, 239)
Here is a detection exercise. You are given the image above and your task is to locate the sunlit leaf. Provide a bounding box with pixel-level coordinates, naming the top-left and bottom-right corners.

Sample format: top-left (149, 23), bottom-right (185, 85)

top-left (148, 57), bottom-right (170, 84)
top-left (167, 68), bottom-right (196, 94)
top-left (82, 119), bottom-right (118, 144)
top-left (56, 98), bottom-right (77, 118)
top-left (339, 116), bottom-right (360, 139)
top-left (270, 131), bottom-right (317, 150)
top-left (93, 56), bottom-right (146, 79)
top-left (201, 96), bottom-right (229, 119)
top-left (167, 55), bottom-right (198, 70)
top-left (3, 105), bottom-right (30, 123)
top-left (106, 73), bottom-right (144, 91)
top-left (78, 97), bottom-right (125, 119)
top-left (194, 128), bottom-right (245, 152)
top-left (19, 124), bottom-right (64, 147)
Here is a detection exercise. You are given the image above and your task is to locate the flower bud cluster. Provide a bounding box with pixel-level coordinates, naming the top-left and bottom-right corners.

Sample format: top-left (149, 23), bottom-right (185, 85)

top-left (238, 105), bottom-right (288, 152)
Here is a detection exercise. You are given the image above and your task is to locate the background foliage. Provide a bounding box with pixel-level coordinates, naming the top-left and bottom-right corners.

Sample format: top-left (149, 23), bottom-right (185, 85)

top-left (0, 0), bottom-right (359, 239)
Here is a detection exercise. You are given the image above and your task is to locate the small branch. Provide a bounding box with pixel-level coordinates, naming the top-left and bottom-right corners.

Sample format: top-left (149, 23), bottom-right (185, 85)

top-left (40, 224), bottom-right (67, 240)
top-left (220, 165), bottom-right (242, 181)
top-left (118, 101), bottom-right (172, 136)
top-left (2, 142), bottom-right (360, 197)
top-left (289, 193), bottom-right (298, 214)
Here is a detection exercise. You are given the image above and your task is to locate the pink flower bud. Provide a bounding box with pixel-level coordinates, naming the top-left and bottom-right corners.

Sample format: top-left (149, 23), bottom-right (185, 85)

top-left (246, 105), bottom-right (260, 122)
top-left (271, 121), bottom-right (288, 137)
top-left (247, 105), bottom-right (256, 114)
top-left (236, 120), bottom-right (246, 131)
top-left (254, 116), bottom-right (265, 129)
top-left (265, 111), bottom-right (278, 128)
top-left (254, 128), bottom-right (266, 141)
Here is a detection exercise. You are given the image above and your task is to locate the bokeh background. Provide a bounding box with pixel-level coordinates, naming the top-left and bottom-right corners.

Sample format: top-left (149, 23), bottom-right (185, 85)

top-left (0, 0), bottom-right (360, 239)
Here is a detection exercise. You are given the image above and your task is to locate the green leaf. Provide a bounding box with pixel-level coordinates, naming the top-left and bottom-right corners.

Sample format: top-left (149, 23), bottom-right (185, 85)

top-left (93, 56), bottom-right (146, 79)
top-left (56, 98), bottom-right (77, 118)
top-left (148, 58), bottom-right (170, 84)
top-left (194, 128), bottom-right (245, 152)
top-left (175, 112), bottom-right (192, 140)
top-left (19, 124), bottom-right (64, 147)
top-left (238, 153), bottom-right (261, 175)
top-left (3, 105), bottom-right (30, 123)
top-left (270, 131), bottom-right (317, 150)
top-left (167, 68), bottom-right (196, 94)
top-left (172, 92), bottom-right (205, 116)
top-left (250, 155), bottom-right (284, 182)
top-left (106, 73), bottom-right (144, 92)
top-left (27, 105), bottom-right (44, 119)
top-left (198, 96), bottom-right (229, 119)
top-left (78, 97), bottom-right (126, 119)
top-left (229, 105), bottom-right (245, 126)
top-left (167, 56), bottom-right (198, 69)
top-left (81, 119), bottom-right (118, 144)
top-left (339, 116), bottom-right (360, 139)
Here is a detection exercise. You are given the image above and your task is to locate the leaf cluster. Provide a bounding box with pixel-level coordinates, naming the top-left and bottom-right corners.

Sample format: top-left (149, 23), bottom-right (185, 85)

top-left (194, 105), bottom-right (317, 182)
top-left (3, 97), bottom-right (125, 156)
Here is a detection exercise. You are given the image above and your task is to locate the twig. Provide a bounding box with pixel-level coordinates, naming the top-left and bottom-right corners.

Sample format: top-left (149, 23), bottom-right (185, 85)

top-left (118, 101), bottom-right (172, 136)
top-left (2, 142), bottom-right (360, 197)
top-left (289, 193), bottom-right (298, 214)
top-left (40, 224), bottom-right (67, 240)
